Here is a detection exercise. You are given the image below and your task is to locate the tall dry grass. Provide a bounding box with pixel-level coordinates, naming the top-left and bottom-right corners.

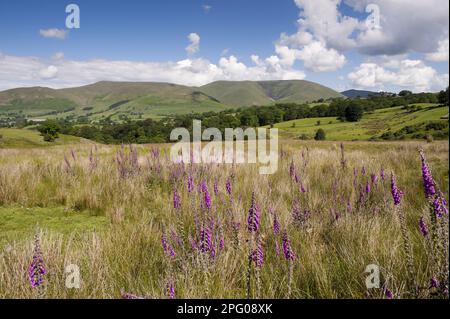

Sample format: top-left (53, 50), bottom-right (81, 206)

top-left (0, 140), bottom-right (448, 298)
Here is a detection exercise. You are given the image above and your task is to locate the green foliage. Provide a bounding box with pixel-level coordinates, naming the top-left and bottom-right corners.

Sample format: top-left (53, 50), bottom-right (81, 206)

top-left (344, 103), bottom-right (364, 122)
top-left (37, 119), bottom-right (61, 142)
top-left (314, 128), bottom-right (326, 140)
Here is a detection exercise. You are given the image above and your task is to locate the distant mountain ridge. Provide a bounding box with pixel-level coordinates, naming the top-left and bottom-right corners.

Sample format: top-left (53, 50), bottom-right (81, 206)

top-left (341, 89), bottom-right (381, 98)
top-left (0, 80), bottom-right (343, 120)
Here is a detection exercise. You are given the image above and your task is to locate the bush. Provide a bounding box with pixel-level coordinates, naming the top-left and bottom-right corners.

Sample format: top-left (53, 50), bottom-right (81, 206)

top-left (314, 129), bottom-right (326, 141)
top-left (344, 103), bottom-right (364, 122)
top-left (37, 119), bottom-right (61, 142)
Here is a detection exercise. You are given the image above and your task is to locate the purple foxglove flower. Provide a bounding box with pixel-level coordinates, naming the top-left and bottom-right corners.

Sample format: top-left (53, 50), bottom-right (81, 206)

top-left (201, 181), bottom-right (212, 210)
top-left (361, 166), bottom-right (366, 175)
top-left (289, 161), bottom-right (295, 179)
top-left (300, 182), bottom-right (307, 193)
top-left (28, 235), bottom-right (46, 288)
top-left (247, 192), bottom-right (260, 233)
top-left (273, 213), bottom-right (280, 236)
top-left (384, 288), bottom-right (393, 299)
top-left (219, 237), bottom-right (225, 250)
top-left (199, 226), bottom-right (212, 253)
top-left (250, 239), bottom-right (264, 268)
top-left (390, 173), bottom-right (404, 206)
top-left (430, 277), bottom-right (439, 289)
top-left (371, 173), bottom-right (378, 185)
top-left (167, 280), bottom-right (175, 299)
top-left (173, 188), bottom-right (181, 210)
top-left (419, 217), bottom-right (429, 237)
top-left (282, 231), bottom-right (296, 261)
top-left (294, 173), bottom-right (300, 184)
top-left (187, 174), bottom-right (194, 193)
top-left (420, 150), bottom-right (436, 199)
top-left (433, 192), bottom-right (449, 218)
top-left (226, 178), bottom-right (232, 196)
top-left (380, 168), bottom-right (385, 180)
top-left (365, 181), bottom-right (371, 194)
top-left (214, 180), bottom-right (219, 196)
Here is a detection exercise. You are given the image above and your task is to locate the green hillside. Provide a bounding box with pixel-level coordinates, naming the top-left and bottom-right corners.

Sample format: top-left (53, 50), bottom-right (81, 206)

top-left (271, 104), bottom-right (449, 141)
top-left (200, 80), bottom-right (343, 106)
top-left (0, 128), bottom-right (83, 148)
top-left (0, 80), bottom-right (342, 121)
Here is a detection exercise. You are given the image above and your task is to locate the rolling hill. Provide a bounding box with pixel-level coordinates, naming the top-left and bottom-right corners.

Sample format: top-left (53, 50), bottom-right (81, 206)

top-left (0, 80), bottom-right (343, 121)
top-left (270, 104), bottom-right (449, 141)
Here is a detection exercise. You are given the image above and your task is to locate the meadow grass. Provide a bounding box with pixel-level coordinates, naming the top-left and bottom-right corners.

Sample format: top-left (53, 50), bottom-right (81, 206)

top-left (272, 105), bottom-right (449, 140)
top-left (0, 139), bottom-right (448, 298)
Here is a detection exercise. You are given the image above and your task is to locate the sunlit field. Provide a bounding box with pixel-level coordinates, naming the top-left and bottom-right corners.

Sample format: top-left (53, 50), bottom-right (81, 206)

top-left (0, 140), bottom-right (448, 299)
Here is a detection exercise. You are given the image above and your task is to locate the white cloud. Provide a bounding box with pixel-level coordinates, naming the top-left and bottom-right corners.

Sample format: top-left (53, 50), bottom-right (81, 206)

top-left (186, 33), bottom-right (200, 55)
top-left (0, 53), bottom-right (305, 91)
top-left (348, 59), bottom-right (449, 92)
top-left (284, 0), bottom-right (449, 58)
top-left (425, 39), bottom-right (449, 62)
top-left (38, 65), bottom-right (58, 79)
top-left (296, 41), bottom-right (346, 72)
top-left (39, 28), bottom-right (68, 40)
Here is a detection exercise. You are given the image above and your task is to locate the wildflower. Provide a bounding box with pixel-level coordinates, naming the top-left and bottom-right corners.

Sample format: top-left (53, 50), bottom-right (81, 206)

top-left (361, 166), bottom-right (366, 175)
top-left (199, 226), bottom-right (212, 253)
top-left (173, 188), bottom-right (181, 210)
top-left (161, 232), bottom-right (176, 258)
top-left (247, 192), bottom-right (260, 233)
top-left (28, 234), bottom-right (46, 288)
top-left (282, 231), bottom-right (296, 261)
top-left (420, 150), bottom-right (436, 199)
top-left (273, 213), bottom-right (280, 236)
top-left (201, 181), bottom-right (212, 210)
top-left (419, 217), bottom-right (429, 237)
top-left (214, 180), bottom-right (219, 196)
top-left (371, 173), bottom-right (378, 185)
top-left (433, 192), bottom-right (449, 218)
top-left (187, 174), bottom-right (194, 193)
top-left (167, 280), bottom-right (176, 299)
top-left (289, 161), bottom-right (295, 179)
top-left (380, 167), bottom-right (386, 180)
top-left (384, 288), bottom-right (394, 299)
top-left (365, 181), bottom-right (371, 194)
top-left (250, 239), bottom-right (264, 268)
top-left (226, 178), bottom-right (232, 196)
top-left (390, 173), bottom-right (404, 206)
top-left (300, 182), bottom-right (307, 193)
top-left (430, 277), bottom-right (439, 289)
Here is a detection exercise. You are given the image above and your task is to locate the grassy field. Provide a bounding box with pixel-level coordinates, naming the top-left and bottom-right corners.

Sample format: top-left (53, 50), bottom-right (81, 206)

top-left (0, 138), bottom-right (448, 299)
top-left (272, 104), bottom-right (449, 140)
top-left (0, 128), bottom-right (83, 148)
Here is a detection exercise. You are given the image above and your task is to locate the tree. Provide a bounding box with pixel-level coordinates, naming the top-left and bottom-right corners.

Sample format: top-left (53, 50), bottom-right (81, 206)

top-left (438, 87), bottom-right (449, 105)
top-left (344, 103), bottom-right (364, 122)
top-left (399, 90), bottom-right (413, 97)
top-left (37, 119), bottom-right (61, 142)
top-left (314, 129), bottom-right (326, 141)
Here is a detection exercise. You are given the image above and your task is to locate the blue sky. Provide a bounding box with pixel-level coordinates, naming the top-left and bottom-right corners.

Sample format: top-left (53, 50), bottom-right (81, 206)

top-left (0, 0), bottom-right (448, 92)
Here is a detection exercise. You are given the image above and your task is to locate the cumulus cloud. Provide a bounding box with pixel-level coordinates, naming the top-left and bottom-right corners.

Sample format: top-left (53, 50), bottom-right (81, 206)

top-left (186, 33), bottom-right (201, 55)
top-left (284, 0), bottom-right (449, 58)
top-left (38, 65), bottom-right (58, 79)
top-left (39, 28), bottom-right (68, 40)
top-left (348, 59), bottom-right (449, 92)
top-left (0, 53), bottom-right (306, 91)
top-left (425, 39), bottom-right (449, 62)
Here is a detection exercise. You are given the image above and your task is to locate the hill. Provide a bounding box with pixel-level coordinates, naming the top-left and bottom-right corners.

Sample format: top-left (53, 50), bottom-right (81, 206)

top-left (341, 89), bottom-right (381, 98)
top-left (271, 104), bottom-right (449, 141)
top-left (0, 80), bottom-right (343, 121)
top-left (0, 128), bottom-right (83, 148)
top-left (201, 80), bottom-right (343, 106)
